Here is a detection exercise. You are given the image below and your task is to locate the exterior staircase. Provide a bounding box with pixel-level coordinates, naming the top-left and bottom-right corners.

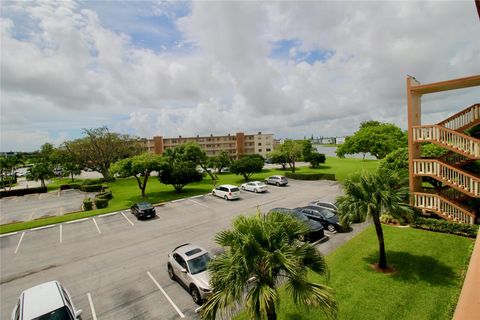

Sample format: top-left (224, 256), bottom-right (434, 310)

top-left (412, 104), bottom-right (479, 224)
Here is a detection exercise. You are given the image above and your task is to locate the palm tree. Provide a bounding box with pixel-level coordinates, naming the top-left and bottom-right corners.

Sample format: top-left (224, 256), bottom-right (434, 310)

top-left (200, 211), bottom-right (337, 320)
top-left (336, 169), bottom-right (412, 270)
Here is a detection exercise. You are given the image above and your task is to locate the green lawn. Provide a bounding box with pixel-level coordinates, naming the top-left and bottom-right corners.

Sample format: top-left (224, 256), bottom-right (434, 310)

top-left (235, 226), bottom-right (473, 320)
top-left (0, 157), bottom-right (378, 233)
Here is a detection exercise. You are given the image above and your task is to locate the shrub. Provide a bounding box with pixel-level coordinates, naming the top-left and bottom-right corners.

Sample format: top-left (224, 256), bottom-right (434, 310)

top-left (70, 183), bottom-right (82, 190)
top-left (411, 217), bottom-right (478, 238)
top-left (0, 187), bottom-right (47, 198)
top-left (83, 198), bottom-right (93, 211)
top-left (0, 176), bottom-right (17, 188)
top-left (81, 184), bottom-right (103, 192)
top-left (96, 191), bottom-right (113, 200)
top-left (60, 184), bottom-right (71, 191)
top-left (81, 178), bottom-right (106, 185)
top-left (285, 172), bottom-right (335, 181)
top-left (94, 198), bottom-right (109, 209)
top-left (380, 214), bottom-right (399, 225)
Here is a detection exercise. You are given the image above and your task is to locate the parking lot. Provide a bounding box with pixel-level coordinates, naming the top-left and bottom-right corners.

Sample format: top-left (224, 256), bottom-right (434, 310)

top-left (0, 180), bottom-right (365, 319)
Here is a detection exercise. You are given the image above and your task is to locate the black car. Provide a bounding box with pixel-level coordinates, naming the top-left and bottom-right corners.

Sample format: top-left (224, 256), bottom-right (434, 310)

top-left (130, 202), bottom-right (156, 220)
top-left (294, 206), bottom-right (341, 232)
top-left (268, 207), bottom-right (324, 242)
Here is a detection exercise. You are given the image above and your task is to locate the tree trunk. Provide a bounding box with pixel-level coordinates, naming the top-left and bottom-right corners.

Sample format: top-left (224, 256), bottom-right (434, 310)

top-left (266, 299), bottom-right (277, 320)
top-left (292, 161), bottom-right (296, 173)
top-left (372, 213), bottom-right (387, 269)
top-left (133, 175), bottom-right (146, 197)
top-left (101, 167), bottom-right (113, 182)
top-left (40, 178), bottom-right (45, 188)
top-left (71, 172), bottom-right (74, 182)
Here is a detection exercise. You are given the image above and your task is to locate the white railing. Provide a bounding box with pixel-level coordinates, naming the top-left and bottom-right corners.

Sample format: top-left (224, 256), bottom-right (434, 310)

top-left (413, 125), bottom-right (480, 158)
top-left (414, 192), bottom-right (475, 224)
top-left (438, 104), bottom-right (480, 131)
top-left (413, 159), bottom-right (480, 197)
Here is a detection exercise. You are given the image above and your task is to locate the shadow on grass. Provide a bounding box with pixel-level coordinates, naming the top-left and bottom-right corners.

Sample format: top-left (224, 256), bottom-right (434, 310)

top-left (363, 251), bottom-right (457, 286)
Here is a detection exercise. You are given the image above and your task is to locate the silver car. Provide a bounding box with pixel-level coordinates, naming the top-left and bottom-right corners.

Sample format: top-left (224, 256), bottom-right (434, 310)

top-left (167, 243), bottom-right (213, 304)
top-left (265, 175), bottom-right (288, 186)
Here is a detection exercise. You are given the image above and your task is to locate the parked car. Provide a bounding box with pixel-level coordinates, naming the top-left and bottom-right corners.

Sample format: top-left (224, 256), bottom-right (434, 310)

top-left (167, 243), bottom-right (213, 304)
top-left (240, 181), bottom-right (268, 193)
top-left (268, 208), bottom-right (324, 242)
top-left (11, 280), bottom-right (82, 320)
top-left (309, 200), bottom-right (338, 212)
top-left (130, 202), bottom-right (156, 220)
top-left (212, 184), bottom-right (240, 200)
top-left (264, 175), bottom-right (288, 186)
top-left (295, 206), bottom-right (341, 232)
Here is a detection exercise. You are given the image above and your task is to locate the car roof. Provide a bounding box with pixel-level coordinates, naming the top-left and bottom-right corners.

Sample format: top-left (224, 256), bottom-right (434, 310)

top-left (218, 184), bottom-right (238, 188)
top-left (173, 244), bottom-right (209, 261)
top-left (22, 281), bottom-right (65, 319)
top-left (247, 181), bottom-right (264, 184)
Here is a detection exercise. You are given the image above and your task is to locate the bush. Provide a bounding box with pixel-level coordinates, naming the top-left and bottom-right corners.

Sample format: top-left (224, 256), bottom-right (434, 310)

top-left (0, 186), bottom-right (47, 198)
top-left (380, 214), bottom-right (399, 225)
top-left (94, 198), bottom-right (109, 209)
top-left (285, 172), bottom-right (335, 181)
top-left (83, 198), bottom-right (93, 211)
top-left (81, 178), bottom-right (106, 185)
top-left (0, 176), bottom-right (17, 188)
top-left (80, 184), bottom-right (104, 192)
top-left (411, 217), bottom-right (478, 238)
top-left (96, 190), bottom-right (113, 200)
top-left (60, 184), bottom-right (71, 191)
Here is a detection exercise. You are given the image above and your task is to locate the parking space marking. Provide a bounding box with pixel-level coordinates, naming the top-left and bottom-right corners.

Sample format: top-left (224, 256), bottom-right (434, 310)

top-left (14, 232), bottom-right (25, 254)
top-left (121, 212), bottom-right (135, 226)
top-left (92, 218), bottom-right (102, 234)
top-left (87, 293), bottom-right (98, 320)
top-left (0, 231), bottom-right (18, 238)
top-left (147, 271), bottom-right (185, 318)
top-left (188, 198), bottom-right (210, 209)
top-left (31, 224), bottom-right (56, 231)
top-left (60, 224), bottom-right (63, 243)
top-left (101, 211), bottom-right (119, 218)
top-left (66, 218), bottom-right (89, 224)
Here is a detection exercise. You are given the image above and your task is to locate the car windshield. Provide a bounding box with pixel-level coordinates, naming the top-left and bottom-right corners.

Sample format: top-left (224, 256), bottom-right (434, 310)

top-left (33, 307), bottom-right (73, 320)
top-left (187, 253), bottom-right (212, 275)
top-left (322, 210), bottom-right (336, 219)
top-left (291, 211), bottom-right (309, 222)
top-left (138, 203), bottom-right (153, 209)
top-left (231, 188), bottom-right (239, 192)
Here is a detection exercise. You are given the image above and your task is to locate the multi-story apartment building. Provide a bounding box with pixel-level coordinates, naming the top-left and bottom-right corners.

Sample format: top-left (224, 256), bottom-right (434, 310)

top-left (144, 132), bottom-right (276, 159)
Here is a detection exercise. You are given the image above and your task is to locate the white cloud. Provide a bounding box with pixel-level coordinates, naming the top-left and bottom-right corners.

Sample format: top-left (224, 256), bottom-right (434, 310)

top-left (1, 1), bottom-right (479, 152)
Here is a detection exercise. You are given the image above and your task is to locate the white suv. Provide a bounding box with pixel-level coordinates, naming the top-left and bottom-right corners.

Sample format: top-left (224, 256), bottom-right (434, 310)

top-left (212, 184), bottom-right (240, 200)
top-left (11, 280), bottom-right (82, 320)
top-left (265, 175), bottom-right (288, 186)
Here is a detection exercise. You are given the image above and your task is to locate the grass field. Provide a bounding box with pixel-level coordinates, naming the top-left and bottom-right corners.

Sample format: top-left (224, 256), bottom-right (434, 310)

top-left (234, 226), bottom-right (473, 320)
top-left (0, 157), bottom-right (379, 233)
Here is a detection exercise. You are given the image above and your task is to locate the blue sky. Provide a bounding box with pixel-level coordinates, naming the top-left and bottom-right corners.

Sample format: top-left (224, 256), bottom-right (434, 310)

top-left (1, 1), bottom-right (479, 152)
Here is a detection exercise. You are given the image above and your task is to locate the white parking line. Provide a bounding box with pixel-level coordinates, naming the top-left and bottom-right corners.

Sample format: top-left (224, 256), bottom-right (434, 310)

top-left (0, 231), bottom-right (18, 238)
top-left (14, 232), bottom-right (25, 254)
top-left (101, 211), bottom-right (119, 217)
top-left (147, 271), bottom-right (185, 318)
top-left (121, 212), bottom-right (135, 226)
top-left (188, 198), bottom-right (210, 209)
top-left (66, 218), bottom-right (89, 224)
top-left (87, 293), bottom-right (98, 320)
top-left (60, 224), bottom-right (63, 243)
top-left (92, 218), bottom-right (102, 234)
top-left (31, 224), bottom-right (56, 231)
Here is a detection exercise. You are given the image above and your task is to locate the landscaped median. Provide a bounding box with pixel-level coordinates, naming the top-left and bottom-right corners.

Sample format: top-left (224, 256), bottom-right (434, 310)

top-left (234, 225), bottom-right (474, 320)
top-left (0, 157), bottom-right (379, 234)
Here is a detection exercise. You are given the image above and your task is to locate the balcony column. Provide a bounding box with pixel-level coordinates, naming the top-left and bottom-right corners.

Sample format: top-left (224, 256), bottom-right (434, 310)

top-left (407, 76), bottom-right (423, 201)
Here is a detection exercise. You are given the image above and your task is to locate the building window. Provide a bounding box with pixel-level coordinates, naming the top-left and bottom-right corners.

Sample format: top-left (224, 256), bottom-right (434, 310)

top-left (266, 148), bottom-right (271, 152)
top-left (258, 149), bottom-right (262, 152)
top-left (258, 142), bottom-right (262, 146)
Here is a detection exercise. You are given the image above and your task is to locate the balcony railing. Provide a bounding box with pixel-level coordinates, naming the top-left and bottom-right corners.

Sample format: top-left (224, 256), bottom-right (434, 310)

top-left (438, 151), bottom-right (472, 166)
top-left (413, 125), bottom-right (480, 158)
top-left (413, 192), bottom-right (475, 224)
top-left (413, 159), bottom-right (480, 197)
top-left (438, 104), bottom-right (480, 131)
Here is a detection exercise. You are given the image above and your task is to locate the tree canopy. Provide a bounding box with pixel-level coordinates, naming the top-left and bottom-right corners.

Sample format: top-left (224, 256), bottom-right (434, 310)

top-left (158, 160), bottom-right (203, 192)
top-left (230, 155), bottom-right (264, 181)
top-left (200, 211), bottom-right (337, 320)
top-left (278, 140), bottom-right (303, 172)
top-left (336, 121), bottom-right (407, 159)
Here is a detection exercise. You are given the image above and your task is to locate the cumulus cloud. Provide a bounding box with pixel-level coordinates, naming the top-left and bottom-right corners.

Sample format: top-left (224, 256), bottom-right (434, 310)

top-left (1, 0), bottom-right (479, 151)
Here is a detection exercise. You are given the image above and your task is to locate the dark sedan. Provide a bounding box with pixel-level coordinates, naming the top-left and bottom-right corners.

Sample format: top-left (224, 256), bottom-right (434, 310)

top-left (294, 206), bottom-right (341, 232)
top-left (130, 202), bottom-right (156, 220)
top-left (268, 207), bottom-right (324, 242)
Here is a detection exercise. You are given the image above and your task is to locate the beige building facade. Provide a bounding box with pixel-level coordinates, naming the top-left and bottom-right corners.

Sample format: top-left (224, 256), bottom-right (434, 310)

top-left (144, 132), bottom-right (276, 158)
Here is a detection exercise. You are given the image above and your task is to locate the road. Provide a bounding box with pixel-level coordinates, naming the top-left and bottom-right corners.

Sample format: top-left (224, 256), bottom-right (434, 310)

top-left (0, 179), bottom-right (366, 319)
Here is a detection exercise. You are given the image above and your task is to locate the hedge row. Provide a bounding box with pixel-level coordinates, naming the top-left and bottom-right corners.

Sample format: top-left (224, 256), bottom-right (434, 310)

top-left (0, 176), bottom-right (17, 188)
top-left (411, 217), bottom-right (478, 238)
top-left (0, 186), bottom-right (47, 198)
top-left (285, 172), bottom-right (336, 181)
top-left (60, 184), bottom-right (104, 192)
top-left (83, 190), bottom-right (113, 211)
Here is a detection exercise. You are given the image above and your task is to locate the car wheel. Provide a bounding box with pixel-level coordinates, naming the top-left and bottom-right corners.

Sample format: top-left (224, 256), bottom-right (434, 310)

top-left (212, 191), bottom-right (216, 196)
top-left (167, 264), bottom-right (175, 280)
top-left (327, 224), bottom-right (336, 232)
top-left (191, 286), bottom-right (202, 305)
top-left (298, 234), bottom-right (305, 242)
top-left (254, 189), bottom-right (258, 193)
top-left (224, 195), bottom-right (228, 200)
top-left (276, 182), bottom-right (280, 186)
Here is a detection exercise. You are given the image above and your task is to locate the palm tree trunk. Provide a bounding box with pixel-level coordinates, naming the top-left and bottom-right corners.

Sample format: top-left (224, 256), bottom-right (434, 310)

top-left (266, 299), bottom-right (277, 320)
top-left (372, 213), bottom-right (387, 269)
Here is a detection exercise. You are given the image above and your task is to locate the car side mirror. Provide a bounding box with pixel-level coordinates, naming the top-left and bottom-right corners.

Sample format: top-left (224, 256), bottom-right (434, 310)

top-left (181, 268), bottom-right (187, 273)
top-left (75, 309), bottom-right (83, 318)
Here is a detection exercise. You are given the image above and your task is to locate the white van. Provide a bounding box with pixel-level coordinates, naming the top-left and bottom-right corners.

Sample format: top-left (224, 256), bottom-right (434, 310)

top-left (11, 281), bottom-right (82, 320)
top-left (212, 184), bottom-right (240, 200)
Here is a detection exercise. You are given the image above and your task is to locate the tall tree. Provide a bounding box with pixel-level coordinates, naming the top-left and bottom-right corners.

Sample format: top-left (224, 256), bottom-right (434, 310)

top-left (267, 149), bottom-right (287, 170)
top-left (26, 161), bottom-right (54, 188)
top-left (336, 121), bottom-right (407, 159)
top-left (63, 127), bottom-right (143, 181)
top-left (208, 150), bottom-right (232, 173)
top-left (230, 155), bottom-right (264, 181)
top-left (158, 160), bottom-right (203, 193)
top-left (200, 211), bottom-right (337, 320)
top-left (111, 153), bottom-right (163, 197)
top-left (336, 169), bottom-right (412, 270)
top-left (279, 140), bottom-right (303, 172)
